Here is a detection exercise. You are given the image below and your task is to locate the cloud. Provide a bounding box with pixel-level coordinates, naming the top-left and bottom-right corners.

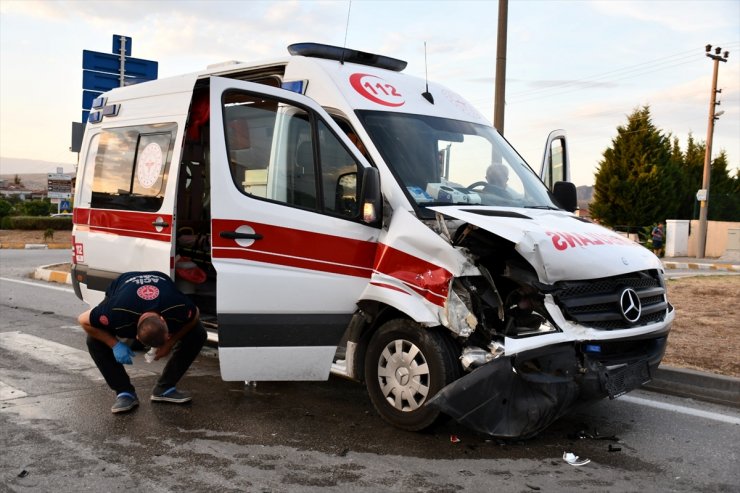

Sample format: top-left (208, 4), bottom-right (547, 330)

top-left (592, 0), bottom-right (734, 32)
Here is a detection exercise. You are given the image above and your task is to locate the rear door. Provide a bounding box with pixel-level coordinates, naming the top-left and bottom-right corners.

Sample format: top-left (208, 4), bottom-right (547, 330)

top-left (72, 76), bottom-right (197, 304)
top-left (209, 77), bottom-right (380, 381)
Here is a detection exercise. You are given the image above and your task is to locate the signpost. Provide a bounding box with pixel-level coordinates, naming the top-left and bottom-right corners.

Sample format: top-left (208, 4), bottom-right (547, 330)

top-left (72, 35), bottom-right (158, 149)
top-left (47, 167), bottom-right (75, 213)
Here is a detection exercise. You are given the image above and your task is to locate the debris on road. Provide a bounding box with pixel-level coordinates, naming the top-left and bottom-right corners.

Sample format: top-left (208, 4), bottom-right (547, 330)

top-left (563, 451), bottom-right (590, 466)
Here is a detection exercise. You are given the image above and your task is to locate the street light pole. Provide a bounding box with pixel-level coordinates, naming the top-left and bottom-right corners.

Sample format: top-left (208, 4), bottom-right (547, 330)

top-left (697, 44), bottom-right (729, 258)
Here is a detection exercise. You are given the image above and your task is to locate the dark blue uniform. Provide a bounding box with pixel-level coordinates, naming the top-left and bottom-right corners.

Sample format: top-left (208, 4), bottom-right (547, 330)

top-left (86, 271), bottom-right (206, 396)
top-left (90, 271), bottom-right (197, 338)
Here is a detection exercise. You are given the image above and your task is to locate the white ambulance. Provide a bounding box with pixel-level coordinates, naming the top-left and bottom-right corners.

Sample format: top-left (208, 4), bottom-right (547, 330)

top-left (72, 43), bottom-right (673, 438)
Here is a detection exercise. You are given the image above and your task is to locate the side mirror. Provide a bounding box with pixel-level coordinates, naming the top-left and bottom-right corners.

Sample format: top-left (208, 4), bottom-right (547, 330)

top-left (359, 167), bottom-right (382, 225)
top-left (553, 181), bottom-right (577, 213)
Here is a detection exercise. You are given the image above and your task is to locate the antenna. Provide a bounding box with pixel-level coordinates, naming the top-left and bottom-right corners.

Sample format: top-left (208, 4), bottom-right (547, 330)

top-left (422, 41), bottom-right (434, 104)
top-left (340, 0), bottom-right (352, 65)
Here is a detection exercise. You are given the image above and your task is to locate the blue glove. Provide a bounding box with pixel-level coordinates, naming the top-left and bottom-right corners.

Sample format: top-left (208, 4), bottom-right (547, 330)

top-left (113, 342), bottom-right (135, 365)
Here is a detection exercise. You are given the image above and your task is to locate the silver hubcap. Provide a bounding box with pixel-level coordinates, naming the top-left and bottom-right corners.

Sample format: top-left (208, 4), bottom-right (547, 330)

top-left (377, 339), bottom-right (430, 412)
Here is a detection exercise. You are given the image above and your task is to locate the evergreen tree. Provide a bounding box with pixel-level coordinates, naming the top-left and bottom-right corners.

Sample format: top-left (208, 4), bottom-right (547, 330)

top-left (677, 134), bottom-right (706, 219)
top-left (707, 151), bottom-right (740, 221)
top-left (590, 106), bottom-right (678, 230)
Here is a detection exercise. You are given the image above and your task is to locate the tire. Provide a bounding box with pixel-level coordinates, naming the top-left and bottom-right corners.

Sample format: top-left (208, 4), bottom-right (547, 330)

top-left (364, 319), bottom-right (460, 431)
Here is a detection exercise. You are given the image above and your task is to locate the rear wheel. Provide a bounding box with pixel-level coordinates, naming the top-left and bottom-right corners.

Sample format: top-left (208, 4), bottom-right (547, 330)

top-left (364, 319), bottom-right (460, 431)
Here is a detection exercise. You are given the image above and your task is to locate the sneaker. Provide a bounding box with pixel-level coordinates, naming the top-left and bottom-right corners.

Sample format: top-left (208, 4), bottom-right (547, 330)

top-left (111, 392), bottom-right (139, 414)
top-left (150, 387), bottom-right (192, 404)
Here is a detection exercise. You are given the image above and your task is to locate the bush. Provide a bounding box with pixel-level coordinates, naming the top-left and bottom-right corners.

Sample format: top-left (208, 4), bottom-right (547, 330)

top-left (4, 216), bottom-right (73, 230)
top-left (0, 199), bottom-right (12, 218)
top-left (18, 199), bottom-right (55, 217)
top-left (0, 216), bottom-right (12, 229)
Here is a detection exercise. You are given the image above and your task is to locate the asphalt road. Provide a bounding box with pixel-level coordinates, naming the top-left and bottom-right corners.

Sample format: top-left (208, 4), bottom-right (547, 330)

top-left (1, 250), bottom-right (739, 492)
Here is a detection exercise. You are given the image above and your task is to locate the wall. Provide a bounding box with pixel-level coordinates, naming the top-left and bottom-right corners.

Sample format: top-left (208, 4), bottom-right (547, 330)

top-left (686, 220), bottom-right (740, 258)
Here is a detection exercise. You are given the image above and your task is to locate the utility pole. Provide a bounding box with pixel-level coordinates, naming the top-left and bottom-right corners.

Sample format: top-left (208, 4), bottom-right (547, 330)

top-left (697, 44), bottom-right (729, 258)
top-left (493, 0), bottom-right (508, 134)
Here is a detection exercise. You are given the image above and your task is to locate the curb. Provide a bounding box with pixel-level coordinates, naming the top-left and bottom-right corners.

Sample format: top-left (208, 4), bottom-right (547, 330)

top-left (662, 260), bottom-right (740, 272)
top-left (644, 366), bottom-right (740, 409)
top-left (34, 264), bottom-right (72, 285)
top-left (0, 243), bottom-right (70, 250)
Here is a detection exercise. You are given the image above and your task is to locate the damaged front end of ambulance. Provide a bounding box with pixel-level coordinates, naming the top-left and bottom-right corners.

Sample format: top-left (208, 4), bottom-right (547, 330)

top-left (423, 206), bottom-right (674, 438)
top-left (354, 110), bottom-right (673, 439)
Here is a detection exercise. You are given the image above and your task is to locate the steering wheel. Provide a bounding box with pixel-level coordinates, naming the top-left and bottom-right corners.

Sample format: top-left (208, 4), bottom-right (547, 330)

top-left (467, 181), bottom-right (488, 190)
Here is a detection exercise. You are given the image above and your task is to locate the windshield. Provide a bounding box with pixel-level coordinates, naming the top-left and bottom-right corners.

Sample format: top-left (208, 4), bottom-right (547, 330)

top-left (356, 111), bottom-right (558, 210)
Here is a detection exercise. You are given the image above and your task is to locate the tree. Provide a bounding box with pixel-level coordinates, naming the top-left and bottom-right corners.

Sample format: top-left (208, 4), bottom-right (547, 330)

top-left (0, 199), bottom-right (12, 218)
top-left (707, 151), bottom-right (740, 221)
top-left (19, 199), bottom-right (53, 217)
top-left (677, 134), bottom-right (706, 219)
top-left (590, 106), bottom-right (679, 231)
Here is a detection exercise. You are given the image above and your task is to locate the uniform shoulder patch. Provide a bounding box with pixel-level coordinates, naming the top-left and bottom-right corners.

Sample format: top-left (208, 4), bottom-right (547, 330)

top-left (137, 285), bottom-right (160, 301)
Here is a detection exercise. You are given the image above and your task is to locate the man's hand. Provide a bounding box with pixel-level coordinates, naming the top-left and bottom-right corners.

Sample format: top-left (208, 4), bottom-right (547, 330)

top-left (113, 342), bottom-right (135, 365)
top-left (153, 343), bottom-right (172, 361)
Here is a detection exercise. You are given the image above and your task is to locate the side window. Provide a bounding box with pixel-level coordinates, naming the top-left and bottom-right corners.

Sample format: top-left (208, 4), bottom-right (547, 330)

top-left (318, 120), bottom-right (361, 216)
top-left (91, 123), bottom-right (177, 211)
top-left (544, 137), bottom-right (565, 190)
top-left (77, 133), bottom-right (100, 201)
top-left (222, 91), bottom-right (362, 219)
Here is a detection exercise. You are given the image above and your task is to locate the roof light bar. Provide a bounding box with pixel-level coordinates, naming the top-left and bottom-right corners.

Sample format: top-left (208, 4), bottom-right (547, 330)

top-left (288, 42), bottom-right (407, 72)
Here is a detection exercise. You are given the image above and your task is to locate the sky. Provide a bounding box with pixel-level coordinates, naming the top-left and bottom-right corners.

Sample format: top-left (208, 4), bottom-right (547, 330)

top-left (0, 0), bottom-right (738, 186)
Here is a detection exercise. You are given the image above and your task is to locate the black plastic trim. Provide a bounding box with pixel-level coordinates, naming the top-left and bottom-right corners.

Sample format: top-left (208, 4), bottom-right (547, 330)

top-left (218, 313), bottom-right (351, 347)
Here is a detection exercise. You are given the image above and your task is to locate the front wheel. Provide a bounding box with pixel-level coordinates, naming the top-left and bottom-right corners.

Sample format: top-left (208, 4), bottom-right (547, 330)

top-left (364, 319), bottom-right (461, 431)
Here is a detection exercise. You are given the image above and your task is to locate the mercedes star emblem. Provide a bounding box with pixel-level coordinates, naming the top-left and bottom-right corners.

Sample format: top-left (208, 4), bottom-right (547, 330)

top-left (619, 288), bottom-right (642, 323)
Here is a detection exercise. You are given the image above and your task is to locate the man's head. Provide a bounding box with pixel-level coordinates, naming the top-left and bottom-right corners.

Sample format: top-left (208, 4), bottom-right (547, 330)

top-left (137, 312), bottom-right (168, 347)
top-left (486, 164), bottom-right (509, 187)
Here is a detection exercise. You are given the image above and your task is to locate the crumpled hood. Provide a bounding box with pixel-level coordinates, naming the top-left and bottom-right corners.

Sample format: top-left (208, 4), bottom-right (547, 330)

top-left (428, 206), bottom-right (662, 283)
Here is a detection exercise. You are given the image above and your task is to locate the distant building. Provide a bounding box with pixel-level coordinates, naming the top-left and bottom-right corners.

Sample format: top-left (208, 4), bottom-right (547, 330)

top-left (0, 183), bottom-right (46, 200)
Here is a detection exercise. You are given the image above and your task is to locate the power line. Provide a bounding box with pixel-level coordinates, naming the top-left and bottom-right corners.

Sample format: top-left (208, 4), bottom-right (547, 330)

top-left (498, 41), bottom-right (740, 105)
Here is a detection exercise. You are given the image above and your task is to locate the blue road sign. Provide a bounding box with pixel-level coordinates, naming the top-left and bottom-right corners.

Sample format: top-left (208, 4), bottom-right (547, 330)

top-left (82, 70), bottom-right (120, 92)
top-left (82, 50), bottom-right (120, 73)
top-left (82, 89), bottom-right (103, 110)
top-left (75, 35), bottom-right (158, 149)
top-left (82, 50), bottom-right (158, 80)
top-left (122, 56), bottom-right (158, 80)
top-left (113, 35), bottom-right (132, 57)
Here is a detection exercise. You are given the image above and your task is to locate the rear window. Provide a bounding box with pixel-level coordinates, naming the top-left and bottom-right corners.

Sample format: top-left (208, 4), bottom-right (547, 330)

top-left (91, 123), bottom-right (177, 211)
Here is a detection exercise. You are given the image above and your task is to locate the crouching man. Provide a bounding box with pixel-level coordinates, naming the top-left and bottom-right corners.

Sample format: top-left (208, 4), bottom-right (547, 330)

top-left (78, 271), bottom-right (207, 414)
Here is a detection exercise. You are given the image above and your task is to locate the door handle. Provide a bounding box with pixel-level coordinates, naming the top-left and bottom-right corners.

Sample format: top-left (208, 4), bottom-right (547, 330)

top-left (152, 219), bottom-right (169, 227)
top-left (220, 231), bottom-right (263, 240)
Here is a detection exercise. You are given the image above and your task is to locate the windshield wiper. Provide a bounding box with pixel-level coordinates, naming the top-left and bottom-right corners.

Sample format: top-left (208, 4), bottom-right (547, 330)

top-left (419, 201), bottom-right (484, 207)
top-left (524, 205), bottom-right (560, 210)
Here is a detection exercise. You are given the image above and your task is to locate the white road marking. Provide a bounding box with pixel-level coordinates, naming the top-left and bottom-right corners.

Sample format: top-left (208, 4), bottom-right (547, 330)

top-left (0, 380), bottom-right (27, 401)
top-left (0, 331), bottom-right (155, 380)
top-left (0, 276), bottom-right (74, 293)
top-left (60, 325), bottom-right (84, 333)
top-left (621, 394), bottom-right (740, 425)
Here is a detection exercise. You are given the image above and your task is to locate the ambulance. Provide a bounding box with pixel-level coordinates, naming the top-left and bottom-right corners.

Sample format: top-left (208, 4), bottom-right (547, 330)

top-left (72, 42), bottom-right (673, 438)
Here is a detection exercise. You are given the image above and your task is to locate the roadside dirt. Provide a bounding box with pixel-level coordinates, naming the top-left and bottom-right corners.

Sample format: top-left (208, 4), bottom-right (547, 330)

top-left (0, 229), bottom-right (71, 245)
top-left (663, 276), bottom-right (739, 377)
top-left (2, 230), bottom-right (738, 377)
